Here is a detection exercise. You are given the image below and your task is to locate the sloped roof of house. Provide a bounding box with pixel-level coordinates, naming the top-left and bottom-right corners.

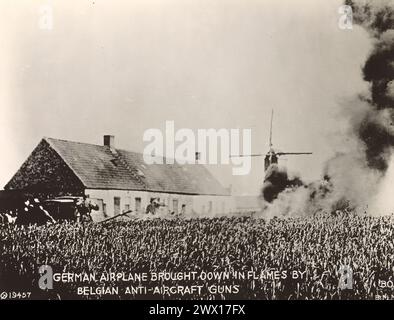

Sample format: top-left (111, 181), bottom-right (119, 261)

top-left (45, 137), bottom-right (229, 196)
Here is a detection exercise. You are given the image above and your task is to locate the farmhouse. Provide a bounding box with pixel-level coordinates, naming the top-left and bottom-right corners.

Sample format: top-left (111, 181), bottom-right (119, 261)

top-left (4, 136), bottom-right (235, 220)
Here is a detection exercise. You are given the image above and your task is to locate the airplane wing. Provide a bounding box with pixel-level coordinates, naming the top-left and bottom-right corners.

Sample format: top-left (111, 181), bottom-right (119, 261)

top-left (229, 154), bottom-right (264, 157)
top-left (276, 152), bottom-right (312, 156)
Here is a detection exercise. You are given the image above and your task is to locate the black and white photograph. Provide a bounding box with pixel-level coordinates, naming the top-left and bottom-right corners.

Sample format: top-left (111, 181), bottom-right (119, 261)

top-left (1, 0), bottom-right (394, 307)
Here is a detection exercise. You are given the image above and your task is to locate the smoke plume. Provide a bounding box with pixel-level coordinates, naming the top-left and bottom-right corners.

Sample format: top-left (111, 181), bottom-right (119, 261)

top-left (262, 0), bottom-right (394, 217)
top-left (262, 164), bottom-right (303, 203)
top-left (346, 0), bottom-right (394, 172)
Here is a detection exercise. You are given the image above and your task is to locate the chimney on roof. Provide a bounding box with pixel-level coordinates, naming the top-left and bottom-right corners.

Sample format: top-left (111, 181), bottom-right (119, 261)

top-left (104, 135), bottom-right (115, 149)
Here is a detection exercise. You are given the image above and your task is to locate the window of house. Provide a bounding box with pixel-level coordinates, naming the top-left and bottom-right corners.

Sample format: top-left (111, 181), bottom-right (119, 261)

top-left (103, 203), bottom-right (107, 218)
top-left (114, 197), bottom-right (121, 216)
top-left (173, 199), bottom-right (179, 214)
top-left (135, 197), bottom-right (141, 212)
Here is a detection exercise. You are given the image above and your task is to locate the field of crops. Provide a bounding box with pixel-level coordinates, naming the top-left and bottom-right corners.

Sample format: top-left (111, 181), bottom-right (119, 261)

top-left (1, 213), bottom-right (394, 300)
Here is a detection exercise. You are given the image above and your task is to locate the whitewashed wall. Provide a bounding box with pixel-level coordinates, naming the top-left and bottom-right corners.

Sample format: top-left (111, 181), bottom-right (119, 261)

top-left (85, 189), bottom-right (235, 221)
top-left (191, 195), bottom-right (236, 216)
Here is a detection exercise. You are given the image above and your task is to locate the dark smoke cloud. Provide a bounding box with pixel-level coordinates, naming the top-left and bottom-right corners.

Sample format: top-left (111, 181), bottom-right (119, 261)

top-left (261, 164), bottom-right (303, 203)
top-left (346, 0), bottom-right (394, 34)
top-left (261, 161), bottom-right (360, 218)
top-left (345, 0), bottom-right (394, 171)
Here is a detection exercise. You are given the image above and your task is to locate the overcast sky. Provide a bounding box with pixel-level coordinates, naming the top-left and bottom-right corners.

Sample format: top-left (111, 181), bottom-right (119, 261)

top-left (0, 0), bottom-right (372, 195)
